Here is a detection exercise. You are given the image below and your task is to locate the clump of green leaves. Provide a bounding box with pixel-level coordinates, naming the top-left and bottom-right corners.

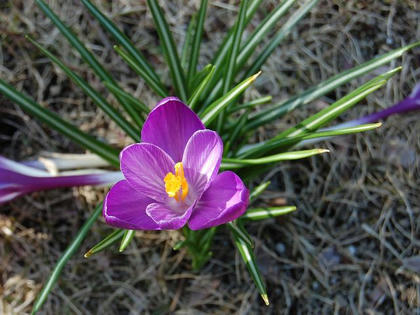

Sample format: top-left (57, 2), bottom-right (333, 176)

top-left (0, 0), bottom-right (418, 313)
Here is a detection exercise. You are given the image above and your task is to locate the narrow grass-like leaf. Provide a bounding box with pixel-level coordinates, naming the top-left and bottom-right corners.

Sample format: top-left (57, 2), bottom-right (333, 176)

top-left (188, 65), bottom-right (215, 110)
top-left (227, 221), bottom-right (254, 248)
top-left (211, 0), bottom-right (263, 66)
top-left (114, 45), bottom-right (168, 98)
top-left (197, 227), bottom-right (217, 255)
top-left (80, 0), bottom-right (162, 85)
top-left (222, 148), bottom-right (329, 169)
top-left (32, 203), bottom-right (103, 314)
top-left (26, 36), bottom-right (139, 140)
top-left (104, 82), bottom-right (150, 114)
top-left (243, 206), bottom-right (297, 220)
top-left (206, 0), bottom-right (298, 103)
top-left (246, 42), bottom-right (420, 130)
top-left (84, 229), bottom-right (125, 258)
top-left (187, 0), bottom-right (208, 83)
top-left (181, 14), bottom-right (197, 75)
top-left (239, 123), bottom-right (382, 158)
top-left (228, 95), bottom-right (272, 113)
top-left (244, 0), bottom-right (319, 78)
top-left (200, 71), bottom-right (261, 126)
top-left (35, 0), bottom-right (142, 127)
top-left (224, 109), bottom-right (249, 156)
top-left (296, 122), bottom-right (383, 147)
top-left (217, 0), bottom-right (249, 131)
top-left (222, 0), bottom-right (249, 94)
top-left (173, 240), bottom-right (186, 250)
top-left (232, 232), bottom-right (269, 306)
top-left (249, 181), bottom-right (271, 202)
top-left (275, 67), bottom-right (400, 139)
top-left (236, 0), bottom-right (296, 72)
top-left (119, 230), bottom-right (135, 252)
top-left (147, 0), bottom-right (187, 101)
top-left (199, 0), bottom-right (263, 105)
top-left (0, 79), bottom-right (119, 166)
top-left (189, 63), bottom-right (213, 92)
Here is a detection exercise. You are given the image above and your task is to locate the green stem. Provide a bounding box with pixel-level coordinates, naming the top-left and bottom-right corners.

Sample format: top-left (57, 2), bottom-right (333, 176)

top-left (32, 203), bottom-right (103, 314)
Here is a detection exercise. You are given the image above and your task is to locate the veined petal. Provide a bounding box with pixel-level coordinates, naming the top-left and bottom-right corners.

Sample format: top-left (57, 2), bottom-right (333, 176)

top-left (182, 130), bottom-right (223, 198)
top-left (188, 171), bottom-right (249, 230)
top-left (0, 156), bottom-right (50, 177)
top-left (146, 202), bottom-right (192, 230)
top-left (0, 164), bottom-right (123, 206)
top-left (103, 180), bottom-right (160, 230)
top-left (120, 143), bottom-right (175, 202)
top-left (141, 97), bottom-right (205, 162)
top-left (0, 183), bottom-right (28, 205)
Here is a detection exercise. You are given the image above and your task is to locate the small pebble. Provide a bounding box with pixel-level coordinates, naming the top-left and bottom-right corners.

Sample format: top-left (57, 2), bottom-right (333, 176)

top-left (347, 245), bottom-right (357, 256)
top-left (275, 243), bottom-right (286, 255)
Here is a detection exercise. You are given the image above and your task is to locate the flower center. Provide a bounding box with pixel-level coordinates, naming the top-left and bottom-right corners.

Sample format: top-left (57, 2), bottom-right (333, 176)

top-left (164, 162), bottom-right (188, 201)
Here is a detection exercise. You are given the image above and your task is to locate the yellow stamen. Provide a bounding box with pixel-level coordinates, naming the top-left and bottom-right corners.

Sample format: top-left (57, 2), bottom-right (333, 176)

top-left (164, 162), bottom-right (188, 201)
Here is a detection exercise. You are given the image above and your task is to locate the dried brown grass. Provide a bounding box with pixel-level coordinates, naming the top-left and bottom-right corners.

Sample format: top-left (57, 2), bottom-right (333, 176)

top-left (0, 0), bottom-right (419, 314)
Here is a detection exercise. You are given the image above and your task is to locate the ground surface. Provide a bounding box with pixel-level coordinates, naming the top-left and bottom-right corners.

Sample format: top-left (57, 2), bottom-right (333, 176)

top-left (0, 0), bottom-right (419, 314)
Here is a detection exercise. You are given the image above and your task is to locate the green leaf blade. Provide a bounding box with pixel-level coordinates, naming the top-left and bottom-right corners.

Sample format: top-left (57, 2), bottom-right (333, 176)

top-left (200, 71), bottom-right (261, 126)
top-left (243, 206), bottom-right (297, 220)
top-left (104, 82), bottom-right (150, 115)
top-left (147, 0), bottom-right (187, 101)
top-left (32, 203), bottom-right (103, 314)
top-left (227, 221), bottom-right (254, 248)
top-left (80, 0), bottom-right (162, 85)
top-left (244, 0), bottom-right (319, 78)
top-left (119, 230), bottom-right (135, 252)
top-left (222, 0), bottom-right (249, 94)
top-left (0, 79), bottom-right (120, 166)
top-left (188, 65), bottom-right (216, 110)
top-left (222, 148), bottom-right (329, 169)
top-left (228, 95), bottom-right (272, 114)
top-left (249, 181), bottom-right (271, 202)
top-left (247, 42), bottom-right (420, 130)
top-left (35, 0), bottom-right (143, 127)
top-left (181, 14), bottom-right (197, 76)
top-left (199, 0), bottom-right (263, 106)
top-left (26, 35), bottom-right (140, 141)
top-left (276, 67), bottom-right (400, 139)
top-left (84, 229), bottom-right (125, 258)
top-left (113, 45), bottom-right (168, 98)
top-left (235, 0), bottom-right (297, 77)
top-left (232, 231), bottom-right (269, 306)
top-left (239, 123), bottom-right (382, 158)
top-left (187, 0), bottom-right (208, 83)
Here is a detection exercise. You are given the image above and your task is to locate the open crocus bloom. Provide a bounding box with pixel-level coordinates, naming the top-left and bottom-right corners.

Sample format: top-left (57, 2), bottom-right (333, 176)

top-left (104, 97), bottom-right (249, 230)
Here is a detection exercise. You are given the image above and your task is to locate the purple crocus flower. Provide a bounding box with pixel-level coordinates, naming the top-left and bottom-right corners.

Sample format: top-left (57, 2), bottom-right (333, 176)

top-left (0, 156), bottom-right (123, 205)
top-left (297, 83), bottom-right (420, 147)
top-left (333, 83), bottom-right (420, 129)
top-left (104, 97), bottom-right (249, 231)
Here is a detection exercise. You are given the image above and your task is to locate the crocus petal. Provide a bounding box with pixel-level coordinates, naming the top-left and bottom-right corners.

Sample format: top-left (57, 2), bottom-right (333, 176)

top-left (104, 180), bottom-right (160, 230)
top-left (0, 183), bottom-right (29, 205)
top-left (120, 143), bottom-right (175, 202)
top-left (296, 83), bottom-right (420, 148)
top-left (146, 202), bottom-right (192, 230)
top-left (182, 130), bottom-right (223, 198)
top-left (188, 171), bottom-right (249, 230)
top-left (0, 155), bottom-right (124, 206)
top-left (0, 156), bottom-right (50, 177)
top-left (328, 83), bottom-right (420, 130)
top-left (141, 97), bottom-right (205, 162)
